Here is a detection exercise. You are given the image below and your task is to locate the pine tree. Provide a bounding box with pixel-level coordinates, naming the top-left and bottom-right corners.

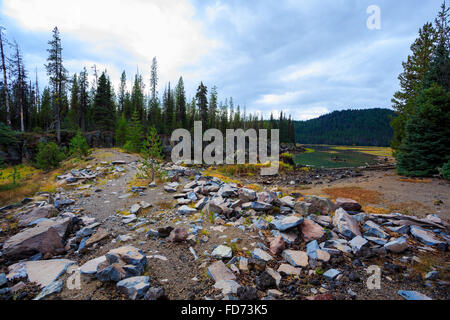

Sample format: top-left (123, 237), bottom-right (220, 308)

top-left (125, 109), bottom-right (144, 153)
top-left (115, 113), bottom-right (128, 147)
top-left (208, 85), bottom-right (218, 128)
top-left (93, 72), bottom-right (115, 131)
top-left (69, 74), bottom-right (79, 130)
top-left (78, 67), bottom-right (88, 131)
top-left (131, 73), bottom-right (145, 122)
top-left (196, 82), bottom-right (208, 128)
top-left (118, 71), bottom-right (127, 115)
top-left (175, 77), bottom-right (187, 128)
top-left (45, 27), bottom-right (67, 143)
top-left (162, 83), bottom-right (175, 133)
top-left (396, 85), bottom-right (450, 176)
top-left (0, 27), bottom-right (10, 127)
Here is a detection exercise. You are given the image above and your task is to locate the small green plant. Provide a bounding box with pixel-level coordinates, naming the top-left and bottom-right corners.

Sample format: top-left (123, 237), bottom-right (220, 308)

top-left (69, 130), bottom-right (90, 158)
top-left (8, 166), bottom-right (21, 185)
top-left (439, 160), bottom-right (450, 181)
top-left (138, 127), bottom-right (163, 182)
top-left (315, 267), bottom-right (324, 275)
top-left (35, 142), bottom-right (65, 170)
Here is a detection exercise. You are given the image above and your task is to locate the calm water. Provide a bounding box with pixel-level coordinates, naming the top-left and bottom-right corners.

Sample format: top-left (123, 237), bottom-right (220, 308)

top-left (294, 145), bottom-right (378, 168)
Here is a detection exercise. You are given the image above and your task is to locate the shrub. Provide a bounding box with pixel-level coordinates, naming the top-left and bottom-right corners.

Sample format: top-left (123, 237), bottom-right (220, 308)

top-left (69, 130), bottom-right (90, 158)
top-left (439, 160), bottom-right (450, 180)
top-left (35, 142), bottom-right (65, 170)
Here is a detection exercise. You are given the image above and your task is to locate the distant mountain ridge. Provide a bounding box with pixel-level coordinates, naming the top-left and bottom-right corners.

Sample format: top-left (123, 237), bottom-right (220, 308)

top-left (294, 108), bottom-right (396, 147)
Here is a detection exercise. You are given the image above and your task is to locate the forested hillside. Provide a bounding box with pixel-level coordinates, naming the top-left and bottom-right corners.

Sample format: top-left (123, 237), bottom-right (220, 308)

top-left (294, 108), bottom-right (395, 146)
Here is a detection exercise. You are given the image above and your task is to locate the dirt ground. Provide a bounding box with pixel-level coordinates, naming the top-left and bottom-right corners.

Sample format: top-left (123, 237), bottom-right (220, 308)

top-left (297, 170), bottom-right (449, 221)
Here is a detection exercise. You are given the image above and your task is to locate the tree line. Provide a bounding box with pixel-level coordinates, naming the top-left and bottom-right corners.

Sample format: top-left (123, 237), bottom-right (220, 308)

top-left (0, 27), bottom-right (295, 151)
top-left (294, 109), bottom-right (395, 147)
top-left (391, 2), bottom-right (450, 177)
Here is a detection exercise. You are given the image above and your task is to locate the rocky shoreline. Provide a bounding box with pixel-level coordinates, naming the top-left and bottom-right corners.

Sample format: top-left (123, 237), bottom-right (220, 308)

top-left (0, 150), bottom-right (448, 300)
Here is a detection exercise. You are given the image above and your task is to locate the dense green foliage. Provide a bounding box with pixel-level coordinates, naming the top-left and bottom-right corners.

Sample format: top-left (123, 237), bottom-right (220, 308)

top-left (396, 86), bottom-right (450, 176)
top-left (440, 160), bottom-right (450, 180)
top-left (69, 130), bottom-right (90, 158)
top-left (393, 3), bottom-right (450, 177)
top-left (294, 109), bottom-right (395, 146)
top-left (35, 141), bottom-right (65, 170)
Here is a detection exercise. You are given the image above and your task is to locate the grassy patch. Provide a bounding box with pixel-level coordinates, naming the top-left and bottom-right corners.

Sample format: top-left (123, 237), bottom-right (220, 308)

top-left (322, 186), bottom-right (383, 205)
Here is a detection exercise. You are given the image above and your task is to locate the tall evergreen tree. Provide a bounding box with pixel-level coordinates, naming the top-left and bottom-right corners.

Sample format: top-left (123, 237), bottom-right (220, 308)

top-left (45, 26), bottom-right (67, 142)
top-left (93, 72), bottom-right (115, 131)
top-left (196, 82), bottom-right (208, 128)
top-left (175, 77), bottom-right (187, 128)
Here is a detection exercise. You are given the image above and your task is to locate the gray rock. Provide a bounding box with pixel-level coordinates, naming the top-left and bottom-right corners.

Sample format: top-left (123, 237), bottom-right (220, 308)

top-left (212, 245), bottom-right (233, 259)
top-left (177, 205), bottom-right (197, 215)
top-left (410, 226), bottom-right (446, 247)
top-left (0, 273), bottom-right (7, 287)
top-left (398, 290), bottom-right (432, 300)
top-left (332, 208), bottom-right (361, 238)
top-left (80, 256), bottom-right (107, 276)
top-left (214, 280), bottom-right (242, 295)
top-left (271, 215), bottom-right (303, 231)
top-left (282, 249), bottom-right (308, 267)
top-left (305, 195), bottom-right (336, 215)
top-left (117, 276), bottom-right (150, 300)
top-left (251, 202), bottom-right (273, 212)
top-left (363, 220), bottom-right (389, 239)
top-left (384, 237), bottom-right (408, 253)
top-left (251, 248), bottom-right (273, 262)
top-left (33, 280), bottom-right (64, 300)
top-left (323, 269), bottom-right (341, 280)
top-left (349, 235), bottom-right (369, 253)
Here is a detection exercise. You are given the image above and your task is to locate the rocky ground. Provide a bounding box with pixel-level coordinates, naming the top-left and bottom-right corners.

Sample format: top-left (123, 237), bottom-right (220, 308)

top-left (0, 148), bottom-right (448, 301)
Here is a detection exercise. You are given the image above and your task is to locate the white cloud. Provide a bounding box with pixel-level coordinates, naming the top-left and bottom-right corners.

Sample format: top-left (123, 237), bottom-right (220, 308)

top-left (256, 90), bottom-right (305, 106)
top-left (2, 0), bottom-right (218, 90)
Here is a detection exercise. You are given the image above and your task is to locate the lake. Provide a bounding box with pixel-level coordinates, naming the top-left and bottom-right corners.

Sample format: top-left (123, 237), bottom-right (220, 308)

top-left (294, 145), bottom-right (390, 168)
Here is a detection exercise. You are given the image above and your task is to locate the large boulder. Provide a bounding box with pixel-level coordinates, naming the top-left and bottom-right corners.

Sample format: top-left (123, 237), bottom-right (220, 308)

top-left (301, 219), bottom-right (325, 242)
top-left (2, 218), bottom-right (72, 260)
top-left (117, 276), bottom-right (150, 300)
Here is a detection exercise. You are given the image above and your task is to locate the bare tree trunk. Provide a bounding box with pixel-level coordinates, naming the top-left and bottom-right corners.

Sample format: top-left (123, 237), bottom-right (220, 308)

top-left (0, 29), bottom-right (11, 127)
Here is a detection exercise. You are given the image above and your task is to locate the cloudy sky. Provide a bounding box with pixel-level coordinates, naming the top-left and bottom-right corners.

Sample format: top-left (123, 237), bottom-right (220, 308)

top-left (0, 0), bottom-right (444, 120)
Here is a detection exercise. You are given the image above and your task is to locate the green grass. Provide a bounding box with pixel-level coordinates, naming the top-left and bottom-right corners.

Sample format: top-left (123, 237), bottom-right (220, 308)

top-left (295, 145), bottom-right (379, 168)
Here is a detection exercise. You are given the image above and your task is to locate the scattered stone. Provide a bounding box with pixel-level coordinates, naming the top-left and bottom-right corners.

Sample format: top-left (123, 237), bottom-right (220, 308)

top-left (212, 245), bottom-right (233, 259)
top-left (305, 195), bottom-right (336, 215)
top-left (177, 205), bottom-right (197, 215)
top-left (207, 261), bottom-right (236, 282)
top-left (336, 198), bottom-right (362, 212)
top-left (277, 264), bottom-right (301, 276)
top-left (251, 248), bottom-right (273, 262)
top-left (332, 208), bottom-right (361, 238)
top-left (80, 256), bottom-right (107, 276)
top-left (363, 220), bottom-right (389, 239)
top-left (169, 228), bottom-right (188, 242)
top-left (214, 280), bottom-right (241, 295)
top-left (398, 290), bottom-right (432, 300)
top-left (237, 286), bottom-right (258, 300)
top-left (271, 215), bottom-right (303, 231)
top-left (7, 259), bottom-right (76, 287)
top-left (282, 250), bottom-right (308, 267)
top-left (410, 226), bottom-right (446, 248)
top-left (269, 236), bottom-right (286, 255)
top-left (33, 280), bottom-right (63, 300)
top-left (301, 219), bottom-right (325, 241)
top-left (349, 235), bottom-right (369, 253)
top-left (18, 205), bottom-right (59, 227)
top-left (0, 273), bottom-right (7, 287)
top-left (323, 269), bottom-right (341, 280)
top-left (144, 287), bottom-right (167, 300)
top-left (130, 204), bottom-right (141, 215)
top-left (256, 271), bottom-right (277, 290)
top-left (425, 271), bottom-right (439, 280)
top-left (384, 237), bottom-right (408, 253)
top-left (117, 276), bottom-right (150, 300)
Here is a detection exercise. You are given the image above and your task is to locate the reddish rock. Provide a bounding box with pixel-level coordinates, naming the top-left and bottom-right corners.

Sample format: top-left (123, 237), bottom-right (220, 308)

top-left (269, 236), bottom-right (286, 255)
top-left (305, 293), bottom-right (334, 300)
top-left (301, 220), bottom-right (325, 242)
top-left (336, 198), bottom-right (362, 212)
top-left (169, 228), bottom-right (188, 242)
top-left (39, 227), bottom-right (65, 259)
